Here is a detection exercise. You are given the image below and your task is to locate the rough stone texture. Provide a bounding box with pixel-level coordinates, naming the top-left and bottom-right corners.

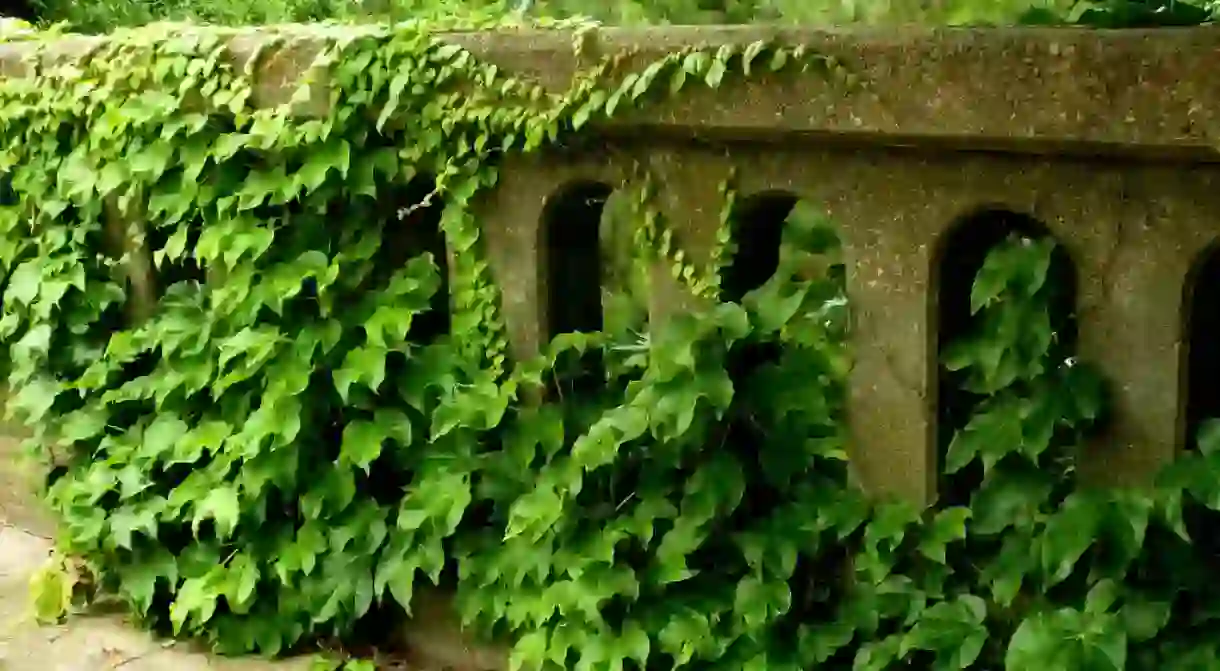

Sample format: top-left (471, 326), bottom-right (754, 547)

top-left (716, 144), bottom-right (1220, 501)
top-left (397, 588), bottom-right (508, 671)
top-left (6, 25), bottom-right (1220, 154)
top-left (481, 138), bottom-right (1220, 505)
top-left (446, 26), bottom-right (1220, 504)
top-left (4, 23), bottom-right (1220, 670)
top-left (4, 28), bottom-right (1220, 501)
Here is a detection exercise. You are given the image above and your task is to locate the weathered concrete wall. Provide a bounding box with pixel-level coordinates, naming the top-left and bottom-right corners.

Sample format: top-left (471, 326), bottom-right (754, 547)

top-left (5, 25), bottom-right (1220, 152)
top-left (4, 24), bottom-right (1220, 670)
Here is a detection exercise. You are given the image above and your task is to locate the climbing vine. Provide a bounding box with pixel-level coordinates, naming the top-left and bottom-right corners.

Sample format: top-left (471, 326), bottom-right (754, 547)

top-left (0, 16), bottom-right (845, 664)
top-left (4, 13), bottom-right (1220, 671)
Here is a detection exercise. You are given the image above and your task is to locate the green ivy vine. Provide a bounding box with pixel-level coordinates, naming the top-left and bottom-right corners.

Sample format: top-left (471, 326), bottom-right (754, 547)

top-left (0, 16), bottom-right (837, 664)
top-left (5, 14), bottom-right (1220, 671)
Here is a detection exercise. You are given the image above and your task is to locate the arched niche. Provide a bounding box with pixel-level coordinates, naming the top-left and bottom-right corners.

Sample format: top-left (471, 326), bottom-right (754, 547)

top-left (1183, 244), bottom-right (1220, 452)
top-left (721, 191), bottom-right (843, 303)
top-left (932, 208), bottom-right (1078, 502)
top-left (721, 191), bottom-right (791, 303)
top-left (540, 181), bottom-right (613, 339)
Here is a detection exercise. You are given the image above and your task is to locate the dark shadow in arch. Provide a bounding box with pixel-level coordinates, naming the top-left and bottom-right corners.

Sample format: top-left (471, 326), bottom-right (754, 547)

top-left (722, 192), bottom-right (792, 303)
top-left (720, 191), bottom-right (795, 426)
top-left (539, 181), bottom-right (612, 399)
top-left (541, 181), bottom-right (612, 338)
top-left (1177, 244), bottom-right (1220, 572)
top-left (933, 208), bottom-right (1078, 505)
top-left (361, 175), bottom-right (452, 530)
top-left (717, 190), bottom-right (855, 626)
top-left (382, 175), bottom-right (451, 340)
top-left (1183, 244), bottom-right (1220, 452)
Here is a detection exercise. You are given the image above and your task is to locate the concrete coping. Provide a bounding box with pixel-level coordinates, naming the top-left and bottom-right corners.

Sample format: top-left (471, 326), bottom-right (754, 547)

top-left (2, 24), bottom-right (1219, 158)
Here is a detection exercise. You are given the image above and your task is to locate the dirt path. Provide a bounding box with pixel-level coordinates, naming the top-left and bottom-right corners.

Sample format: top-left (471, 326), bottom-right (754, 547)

top-left (0, 433), bottom-right (307, 671)
top-left (0, 525), bottom-right (310, 671)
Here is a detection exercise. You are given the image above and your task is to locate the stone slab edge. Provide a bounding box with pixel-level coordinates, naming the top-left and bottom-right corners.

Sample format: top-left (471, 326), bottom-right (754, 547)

top-left (1, 25), bottom-right (1219, 158)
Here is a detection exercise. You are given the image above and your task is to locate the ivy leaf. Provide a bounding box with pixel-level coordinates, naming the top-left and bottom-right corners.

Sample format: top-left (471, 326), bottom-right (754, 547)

top-left (223, 553), bottom-right (261, 612)
top-left (982, 531), bottom-right (1037, 607)
top-left (296, 138), bottom-right (351, 192)
top-left (1005, 612), bottom-right (1057, 670)
top-left (505, 484), bottom-right (564, 542)
top-left (509, 629), bottom-right (549, 671)
top-left (573, 635), bottom-right (613, 671)
top-left (917, 506), bottom-right (972, 563)
top-left (1119, 594), bottom-right (1170, 642)
top-left (901, 595), bottom-right (987, 668)
top-left (333, 344), bottom-right (388, 401)
top-left (1040, 492), bottom-right (1103, 585)
top-left (970, 244), bottom-right (1014, 314)
top-left (374, 539), bottom-right (419, 609)
top-left (1093, 617), bottom-right (1127, 668)
top-left (742, 41), bottom-right (766, 74)
top-left (6, 260), bottom-right (42, 305)
top-left (1007, 609), bottom-right (1127, 671)
top-left (864, 500), bottom-right (920, 553)
top-left (9, 376), bottom-right (59, 423)
top-left (140, 413), bottom-right (189, 460)
top-left (1085, 579), bottom-right (1121, 614)
top-left (970, 468), bottom-right (1054, 535)
top-left (108, 502), bottom-right (162, 550)
top-left (173, 420), bottom-right (231, 466)
top-left (276, 523), bottom-right (327, 582)
top-left (1102, 491), bottom-right (1152, 571)
top-left (944, 397), bottom-right (1023, 474)
top-left (29, 560), bottom-right (74, 624)
top-left (854, 635), bottom-right (902, 671)
top-left (1198, 418), bottom-right (1220, 455)
top-left (57, 406), bottom-right (109, 444)
top-left (705, 57), bottom-right (727, 88)
top-left (170, 574), bottom-right (220, 633)
top-left (193, 485), bottom-right (241, 540)
top-left (339, 419), bottom-right (388, 472)
top-left (658, 608), bottom-right (712, 666)
top-left (733, 573), bottom-right (791, 629)
top-left (118, 549), bottom-right (178, 615)
top-left (619, 621), bottom-right (651, 666)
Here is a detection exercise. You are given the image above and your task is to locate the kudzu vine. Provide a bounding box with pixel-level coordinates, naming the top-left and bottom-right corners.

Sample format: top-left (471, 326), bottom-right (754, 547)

top-left (4, 14), bottom-right (1220, 671)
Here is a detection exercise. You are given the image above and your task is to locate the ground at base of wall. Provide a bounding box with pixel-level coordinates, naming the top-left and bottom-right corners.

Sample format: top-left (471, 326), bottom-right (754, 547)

top-left (0, 525), bottom-right (310, 671)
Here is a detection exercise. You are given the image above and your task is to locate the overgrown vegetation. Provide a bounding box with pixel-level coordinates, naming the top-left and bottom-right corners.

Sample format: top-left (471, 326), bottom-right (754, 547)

top-left (3, 5), bottom-right (1220, 671)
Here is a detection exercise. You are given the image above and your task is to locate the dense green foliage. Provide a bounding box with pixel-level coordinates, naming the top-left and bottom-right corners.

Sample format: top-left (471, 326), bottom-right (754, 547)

top-left (5, 8), bottom-right (1220, 671)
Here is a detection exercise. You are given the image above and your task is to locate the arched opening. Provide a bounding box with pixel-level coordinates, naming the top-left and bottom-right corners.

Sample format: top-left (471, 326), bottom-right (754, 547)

top-left (721, 192), bottom-right (791, 303)
top-left (722, 191), bottom-right (843, 301)
top-left (933, 209), bottom-right (1077, 504)
top-left (1179, 245), bottom-right (1220, 569)
top-left (541, 181), bottom-right (612, 338)
top-left (1184, 245), bottom-right (1220, 452)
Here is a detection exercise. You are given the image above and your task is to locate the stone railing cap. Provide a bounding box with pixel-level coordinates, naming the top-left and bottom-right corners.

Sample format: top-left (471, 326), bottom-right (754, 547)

top-left (3, 24), bottom-right (1219, 159)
